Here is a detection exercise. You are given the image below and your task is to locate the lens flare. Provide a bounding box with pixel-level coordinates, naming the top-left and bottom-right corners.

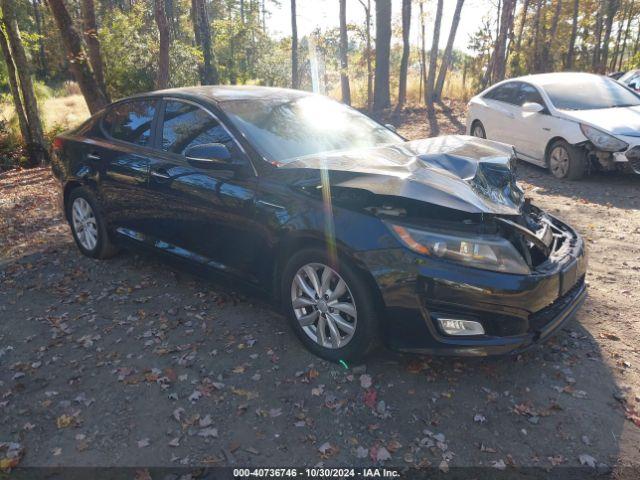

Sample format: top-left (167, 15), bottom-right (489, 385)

top-left (320, 161), bottom-right (338, 270)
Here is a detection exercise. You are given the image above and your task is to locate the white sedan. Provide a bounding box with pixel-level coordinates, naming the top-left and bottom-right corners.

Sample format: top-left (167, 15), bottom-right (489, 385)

top-left (466, 72), bottom-right (640, 179)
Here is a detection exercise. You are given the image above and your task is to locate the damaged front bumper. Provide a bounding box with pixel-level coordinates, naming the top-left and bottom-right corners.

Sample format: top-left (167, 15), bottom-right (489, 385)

top-left (357, 212), bottom-right (587, 356)
top-left (620, 144), bottom-right (640, 174)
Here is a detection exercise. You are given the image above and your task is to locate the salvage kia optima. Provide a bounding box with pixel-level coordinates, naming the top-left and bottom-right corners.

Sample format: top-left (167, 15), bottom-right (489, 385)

top-left (51, 86), bottom-right (587, 362)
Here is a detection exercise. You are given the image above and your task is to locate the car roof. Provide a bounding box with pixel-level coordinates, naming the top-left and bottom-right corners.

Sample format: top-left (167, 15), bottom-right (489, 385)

top-left (507, 72), bottom-right (607, 87)
top-left (126, 85), bottom-right (311, 104)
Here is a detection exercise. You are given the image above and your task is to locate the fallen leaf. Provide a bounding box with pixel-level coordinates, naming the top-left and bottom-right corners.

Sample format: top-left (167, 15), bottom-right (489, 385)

top-left (137, 438), bottom-right (150, 448)
top-left (579, 454), bottom-right (596, 468)
top-left (56, 414), bottom-right (76, 429)
top-left (198, 427), bottom-right (218, 438)
top-left (376, 446), bottom-right (391, 462)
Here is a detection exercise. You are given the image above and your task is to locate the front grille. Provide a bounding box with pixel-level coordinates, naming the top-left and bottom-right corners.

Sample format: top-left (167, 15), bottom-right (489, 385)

top-left (528, 276), bottom-right (585, 331)
top-left (626, 146), bottom-right (640, 174)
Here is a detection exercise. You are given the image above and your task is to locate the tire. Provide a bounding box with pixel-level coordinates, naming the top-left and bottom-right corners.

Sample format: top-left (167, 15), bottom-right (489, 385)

top-left (281, 248), bottom-right (381, 363)
top-left (471, 120), bottom-right (486, 139)
top-left (547, 139), bottom-right (588, 180)
top-left (66, 187), bottom-right (119, 259)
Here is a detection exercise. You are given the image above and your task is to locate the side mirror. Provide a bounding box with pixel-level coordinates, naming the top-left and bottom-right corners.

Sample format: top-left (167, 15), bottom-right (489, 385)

top-left (385, 123), bottom-right (397, 133)
top-left (184, 143), bottom-right (231, 165)
top-left (522, 102), bottom-right (544, 113)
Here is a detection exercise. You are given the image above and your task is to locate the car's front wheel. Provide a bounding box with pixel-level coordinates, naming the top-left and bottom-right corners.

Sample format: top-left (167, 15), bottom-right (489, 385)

top-left (281, 248), bottom-right (380, 363)
top-left (67, 187), bottom-right (119, 259)
top-left (547, 139), bottom-right (588, 180)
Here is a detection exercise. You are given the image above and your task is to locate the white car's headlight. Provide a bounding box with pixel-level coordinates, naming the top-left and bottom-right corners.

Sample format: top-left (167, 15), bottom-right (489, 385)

top-left (580, 123), bottom-right (628, 152)
top-left (386, 222), bottom-right (530, 275)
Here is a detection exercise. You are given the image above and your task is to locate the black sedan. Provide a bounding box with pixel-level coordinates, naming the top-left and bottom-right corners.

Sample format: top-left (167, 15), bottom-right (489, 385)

top-left (51, 86), bottom-right (587, 362)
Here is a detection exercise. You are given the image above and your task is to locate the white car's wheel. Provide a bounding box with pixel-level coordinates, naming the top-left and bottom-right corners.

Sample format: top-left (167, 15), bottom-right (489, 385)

top-left (547, 140), bottom-right (588, 180)
top-left (471, 121), bottom-right (486, 139)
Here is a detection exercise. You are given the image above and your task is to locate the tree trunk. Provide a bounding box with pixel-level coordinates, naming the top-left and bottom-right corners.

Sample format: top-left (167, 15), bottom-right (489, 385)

top-left (80, 0), bottom-right (108, 101)
top-left (425, 0), bottom-right (443, 107)
top-left (32, 0), bottom-right (48, 79)
top-left (592, 2), bottom-right (604, 70)
top-left (192, 0), bottom-right (218, 84)
top-left (565, 0), bottom-right (579, 69)
top-left (541, 0), bottom-right (562, 72)
top-left (617, 0), bottom-right (634, 71)
top-left (397, 0), bottom-right (411, 108)
top-left (610, 5), bottom-right (626, 71)
top-left (358, 0), bottom-right (373, 110)
top-left (532, 0), bottom-right (543, 72)
top-left (339, 0), bottom-right (351, 105)
top-left (492, 0), bottom-right (516, 80)
top-left (419, 0), bottom-right (427, 104)
top-left (47, 0), bottom-right (108, 114)
top-left (434, 0), bottom-right (464, 100)
top-left (0, 26), bottom-right (32, 160)
top-left (373, 0), bottom-right (391, 111)
top-left (599, 0), bottom-right (619, 72)
top-left (154, 0), bottom-right (170, 89)
top-left (514, 0), bottom-right (530, 53)
top-left (635, 16), bottom-right (640, 57)
top-left (290, 0), bottom-right (299, 89)
top-left (2, 0), bottom-right (47, 166)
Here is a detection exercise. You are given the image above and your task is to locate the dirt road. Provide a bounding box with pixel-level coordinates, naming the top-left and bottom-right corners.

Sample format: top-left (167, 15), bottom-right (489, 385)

top-left (1, 105), bottom-right (639, 476)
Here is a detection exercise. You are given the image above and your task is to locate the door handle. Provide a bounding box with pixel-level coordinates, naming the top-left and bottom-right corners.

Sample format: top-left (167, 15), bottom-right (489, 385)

top-left (87, 152), bottom-right (101, 161)
top-left (150, 168), bottom-right (171, 181)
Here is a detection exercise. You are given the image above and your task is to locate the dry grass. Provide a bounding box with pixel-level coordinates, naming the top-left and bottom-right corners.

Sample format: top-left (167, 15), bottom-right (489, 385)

top-left (0, 94), bottom-right (89, 139)
top-left (327, 70), bottom-right (476, 109)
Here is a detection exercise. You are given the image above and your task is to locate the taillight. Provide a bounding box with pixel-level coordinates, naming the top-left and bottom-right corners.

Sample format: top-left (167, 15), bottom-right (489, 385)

top-left (52, 137), bottom-right (64, 151)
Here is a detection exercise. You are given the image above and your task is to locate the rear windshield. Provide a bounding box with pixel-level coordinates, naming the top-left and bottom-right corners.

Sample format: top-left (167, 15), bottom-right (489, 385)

top-left (543, 77), bottom-right (640, 110)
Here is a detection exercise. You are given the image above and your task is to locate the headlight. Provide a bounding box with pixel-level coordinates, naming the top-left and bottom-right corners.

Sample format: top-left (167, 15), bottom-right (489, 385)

top-left (580, 123), bottom-right (628, 152)
top-left (386, 222), bottom-right (530, 275)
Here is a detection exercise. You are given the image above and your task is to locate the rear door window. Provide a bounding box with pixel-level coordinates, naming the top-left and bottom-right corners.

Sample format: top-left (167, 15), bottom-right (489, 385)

top-left (103, 99), bottom-right (157, 147)
top-left (483, 82), bottom-right (521, 105)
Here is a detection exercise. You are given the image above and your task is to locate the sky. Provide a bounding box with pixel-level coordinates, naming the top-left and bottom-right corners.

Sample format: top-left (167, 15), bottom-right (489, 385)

top-left (266, 0), bottom-right (494, 54)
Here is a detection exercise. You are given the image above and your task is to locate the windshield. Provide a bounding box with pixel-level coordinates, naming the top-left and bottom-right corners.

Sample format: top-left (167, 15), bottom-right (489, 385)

top-left (619, 70), bottom-right (639, 83)
top-left (221, 94), bottom-right (403, 163)
top-left (543, 76), bottom-right (640, 110)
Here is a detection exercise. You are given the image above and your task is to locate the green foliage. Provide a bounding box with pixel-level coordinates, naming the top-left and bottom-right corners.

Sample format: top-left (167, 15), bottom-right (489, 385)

top-left (100, 2), bottom-right (200, 99)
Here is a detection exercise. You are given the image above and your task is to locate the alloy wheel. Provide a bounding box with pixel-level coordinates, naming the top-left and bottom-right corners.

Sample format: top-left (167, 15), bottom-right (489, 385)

top-left (290, 263), bottom-right (357, 349)
top-left (549, 145), bottom-right (570, 178)
top-left (71, 197), bottom-right (98, 251)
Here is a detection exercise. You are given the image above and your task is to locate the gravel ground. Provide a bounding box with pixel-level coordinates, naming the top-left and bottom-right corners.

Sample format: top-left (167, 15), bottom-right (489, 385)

top-left (1, 104), bottom-right (640, 476)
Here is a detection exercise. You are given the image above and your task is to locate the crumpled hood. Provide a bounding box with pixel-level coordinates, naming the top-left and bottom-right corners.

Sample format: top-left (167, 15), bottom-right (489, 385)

top-left (558, 105), bottom-right (640, 137)
top-left (281, 135), bottom-right (524, 215)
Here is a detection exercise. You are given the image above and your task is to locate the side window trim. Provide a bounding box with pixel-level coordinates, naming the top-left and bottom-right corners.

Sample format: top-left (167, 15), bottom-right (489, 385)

top-left (484, 81), bottom-right (520, 106)
top-left (159, 97), bottom-right (257, 176)
top-left (100, 97), bottom-right (161, 149)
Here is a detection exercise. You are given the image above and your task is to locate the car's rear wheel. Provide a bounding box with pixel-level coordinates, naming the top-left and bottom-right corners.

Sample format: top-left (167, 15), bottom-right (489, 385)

top-left (67, 187), bottom-right (119, 259)
top-left (471, 120), bottom-right (486, 139)
top-left (281, 248), bottom-right (380, 363)
top-left (547, 139), bottom-right (588, 180)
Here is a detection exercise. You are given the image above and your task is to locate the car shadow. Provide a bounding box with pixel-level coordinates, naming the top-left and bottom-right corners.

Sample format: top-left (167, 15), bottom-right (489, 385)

top-left (517, 161), bottom-right (640, 211)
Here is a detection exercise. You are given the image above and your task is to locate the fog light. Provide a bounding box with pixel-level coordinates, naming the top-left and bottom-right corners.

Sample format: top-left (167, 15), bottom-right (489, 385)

top-left (437, 318), bottom-right (485, 336)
